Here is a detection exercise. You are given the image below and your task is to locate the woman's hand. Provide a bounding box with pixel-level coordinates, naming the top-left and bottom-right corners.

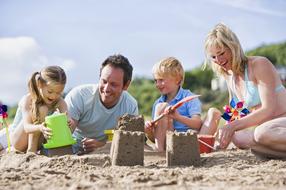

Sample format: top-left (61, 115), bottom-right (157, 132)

top-left (40, 122), bottom-right (52, 140)
top-left (218, 124), bottom-right (235, 149)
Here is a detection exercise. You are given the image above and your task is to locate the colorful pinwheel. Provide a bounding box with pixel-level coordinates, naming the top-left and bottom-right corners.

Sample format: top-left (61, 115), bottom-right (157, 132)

top-left (221, 98), bottom-right (250, 123)
top-left (0, 104), bottom-right (10, 152)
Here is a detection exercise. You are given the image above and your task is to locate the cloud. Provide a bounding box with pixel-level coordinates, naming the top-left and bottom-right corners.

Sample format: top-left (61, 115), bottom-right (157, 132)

top-left (210, 0), bottom-right (286, 17)
top-left (0, 37), bottom-right (76, 105)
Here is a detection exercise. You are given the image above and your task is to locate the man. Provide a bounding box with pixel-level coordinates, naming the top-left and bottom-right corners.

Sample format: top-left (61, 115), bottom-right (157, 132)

top-left (65, 54), bottom-right (138, 154)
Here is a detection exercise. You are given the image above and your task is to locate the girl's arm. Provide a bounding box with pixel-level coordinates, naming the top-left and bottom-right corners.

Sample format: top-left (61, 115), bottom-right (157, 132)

top-left (21, 95), bottom-right (48, 134)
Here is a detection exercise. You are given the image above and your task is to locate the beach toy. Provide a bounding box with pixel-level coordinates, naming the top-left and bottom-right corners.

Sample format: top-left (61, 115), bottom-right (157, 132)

top-left (0, 104), bottom-right (10, 152)
top-left (104, 129), bottom-right (114, 142)
top-left (221, 98), bottom-right (250, 123)
top-left (151, 94), bottom-right (201, 126)
top-left (43, 113), bottom-right (76, 149)
top-left (198, 135), bottom-right (215, 154)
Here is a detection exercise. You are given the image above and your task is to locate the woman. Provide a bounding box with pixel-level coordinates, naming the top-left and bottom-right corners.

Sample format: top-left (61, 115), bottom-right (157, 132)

top-left (204, 23), bottom-right (286, 158)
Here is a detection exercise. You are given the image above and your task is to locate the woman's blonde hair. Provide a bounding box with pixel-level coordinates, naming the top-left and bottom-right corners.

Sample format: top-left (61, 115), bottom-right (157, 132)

top-left (204, 23), bottom-right (248, 76)
top-left (28, 66), bottom-right (66, 123)
top-left (152, 57), bottom-right (185, 86)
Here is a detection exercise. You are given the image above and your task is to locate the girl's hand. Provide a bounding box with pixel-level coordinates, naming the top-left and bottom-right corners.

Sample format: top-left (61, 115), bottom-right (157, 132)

top-left (218, 124), bottom-right (235, 149)
top-left (40, 122), bottom-right (52, 140)
top-left (67, 118), bottom-right (75, 132)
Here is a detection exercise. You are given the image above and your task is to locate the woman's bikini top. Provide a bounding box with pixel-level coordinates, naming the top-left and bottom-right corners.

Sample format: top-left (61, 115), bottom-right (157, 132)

top-left (231, 66), bottom-right (285, 109)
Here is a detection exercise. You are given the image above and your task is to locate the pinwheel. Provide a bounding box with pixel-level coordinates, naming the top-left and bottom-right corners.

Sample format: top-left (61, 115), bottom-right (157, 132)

top-left (221, 98), bottom-right (250, 123)
top-left (0, 104), bottom-right (10, 152)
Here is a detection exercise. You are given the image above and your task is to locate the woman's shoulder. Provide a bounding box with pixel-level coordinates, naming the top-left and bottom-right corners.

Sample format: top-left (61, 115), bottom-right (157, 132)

top-left (249, 56), bottom-right (272, 68)
top-left (248, 56), bottom-right (275, 78)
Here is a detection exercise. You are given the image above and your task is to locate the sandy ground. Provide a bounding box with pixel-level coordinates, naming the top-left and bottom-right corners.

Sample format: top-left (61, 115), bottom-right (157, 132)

top-left (0, 143), bottom-right (285, 190)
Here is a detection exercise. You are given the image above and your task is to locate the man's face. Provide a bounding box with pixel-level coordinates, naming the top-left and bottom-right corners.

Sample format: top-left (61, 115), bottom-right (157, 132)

top-left (99, 65), bottom-right (129, 108)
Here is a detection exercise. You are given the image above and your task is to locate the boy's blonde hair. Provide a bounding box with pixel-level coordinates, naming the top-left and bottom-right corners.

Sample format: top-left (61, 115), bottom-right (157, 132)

top-left (152, 57), bottom-right (185, 85)
top-left (28, 66), bottom-right (66, 124)
top-left (204, 23), bottom-right (248, 76)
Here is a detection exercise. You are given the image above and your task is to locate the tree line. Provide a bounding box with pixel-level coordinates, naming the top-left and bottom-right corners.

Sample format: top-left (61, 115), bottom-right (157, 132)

top-left (5, 41), bottom-right (286, 121)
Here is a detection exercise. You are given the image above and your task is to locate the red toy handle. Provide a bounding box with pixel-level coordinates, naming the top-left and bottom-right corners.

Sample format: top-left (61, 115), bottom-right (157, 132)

top-left (151, 94), bottom-right (201, 126)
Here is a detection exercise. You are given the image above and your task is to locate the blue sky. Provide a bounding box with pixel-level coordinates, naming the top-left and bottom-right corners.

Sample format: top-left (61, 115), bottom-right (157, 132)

top-left (0, 0), bottom-right (286, 105)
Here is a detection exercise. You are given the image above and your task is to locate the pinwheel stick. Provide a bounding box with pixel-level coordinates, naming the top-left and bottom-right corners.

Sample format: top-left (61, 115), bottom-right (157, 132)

top-left (3, 120), bottom-right (11, 152)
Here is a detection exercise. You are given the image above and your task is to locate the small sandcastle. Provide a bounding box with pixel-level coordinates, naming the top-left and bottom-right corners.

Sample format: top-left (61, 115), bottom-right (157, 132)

top-left (110, 114), bottom-right (145, 166)
top-left (166, 131), bottom-right (200, 166)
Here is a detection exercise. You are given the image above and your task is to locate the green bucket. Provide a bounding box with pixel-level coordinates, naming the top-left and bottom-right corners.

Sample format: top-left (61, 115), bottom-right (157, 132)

top-left (43, 113), bottom-right (76, 149)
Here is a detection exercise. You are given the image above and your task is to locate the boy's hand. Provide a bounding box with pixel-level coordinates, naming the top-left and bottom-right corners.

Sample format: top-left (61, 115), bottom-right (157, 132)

top-left (40, 122), bottom-right (52, 140)
top-left (144, 121), bottom-right (154, 133)
top-left (165, 106), bottom-right (180, 120)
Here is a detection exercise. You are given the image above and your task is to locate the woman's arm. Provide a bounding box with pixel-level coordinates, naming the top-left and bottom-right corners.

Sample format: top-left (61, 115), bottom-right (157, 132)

top-left (230, 57), bottom-right (277, 131)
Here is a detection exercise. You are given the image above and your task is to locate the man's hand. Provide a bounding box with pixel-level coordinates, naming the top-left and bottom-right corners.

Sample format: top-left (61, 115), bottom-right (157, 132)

top-left (81, 138), bottom-right (105, 153)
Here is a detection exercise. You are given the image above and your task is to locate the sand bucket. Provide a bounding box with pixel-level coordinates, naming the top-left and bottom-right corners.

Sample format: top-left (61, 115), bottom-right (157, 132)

top-left (43, 113), bottom-right (76, 149)
top-left (104, 130), bottom-right (114, 141)
top-left (198, 135), bottom-right (215, 153)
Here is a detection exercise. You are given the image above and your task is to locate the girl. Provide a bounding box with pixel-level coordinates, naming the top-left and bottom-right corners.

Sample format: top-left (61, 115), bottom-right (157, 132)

top-left (6, 66), bottom-right (69, 153)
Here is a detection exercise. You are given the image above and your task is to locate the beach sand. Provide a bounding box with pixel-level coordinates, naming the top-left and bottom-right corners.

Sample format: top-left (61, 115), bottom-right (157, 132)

top-left (0, 143), bottom-right (285, 190)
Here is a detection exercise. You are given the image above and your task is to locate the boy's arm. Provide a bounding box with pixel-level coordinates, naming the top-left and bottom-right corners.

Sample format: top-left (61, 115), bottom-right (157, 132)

top-left (169, 112), bottom-right (202, 130)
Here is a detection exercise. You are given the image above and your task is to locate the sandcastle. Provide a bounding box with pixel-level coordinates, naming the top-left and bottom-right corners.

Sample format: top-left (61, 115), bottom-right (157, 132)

top-left (166, 131), bottom-right (201, 166)
top-left (115, 114), bottom-right (145, 132)
top-left (110, 114), bottom-right (145, 166)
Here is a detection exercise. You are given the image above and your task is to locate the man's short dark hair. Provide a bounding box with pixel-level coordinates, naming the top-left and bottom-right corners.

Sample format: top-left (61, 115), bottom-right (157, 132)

top-left (100, 54), bottom-right (133, 85)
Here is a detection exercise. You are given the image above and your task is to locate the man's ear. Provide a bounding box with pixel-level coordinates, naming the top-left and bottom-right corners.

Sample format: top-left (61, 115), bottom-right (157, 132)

top-left (123, 80), bottom-right (131, 90)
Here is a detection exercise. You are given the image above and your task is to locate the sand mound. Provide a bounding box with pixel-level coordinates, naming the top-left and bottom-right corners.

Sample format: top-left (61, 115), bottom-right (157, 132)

top-left (0, 144), bottom-right (285, 190)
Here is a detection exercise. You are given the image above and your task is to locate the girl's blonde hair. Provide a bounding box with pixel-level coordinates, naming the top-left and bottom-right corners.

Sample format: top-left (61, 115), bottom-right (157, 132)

top-left (152, 57), bottom-right (185, 86)
top-left (204, 23), bottom-right (248, 76)
top-left (28, 66), bottom-right (66, 123)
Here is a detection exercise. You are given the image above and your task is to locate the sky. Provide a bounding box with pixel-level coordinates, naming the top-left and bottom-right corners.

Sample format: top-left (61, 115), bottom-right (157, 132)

top-left (0, 0), bottom-right (286, 105)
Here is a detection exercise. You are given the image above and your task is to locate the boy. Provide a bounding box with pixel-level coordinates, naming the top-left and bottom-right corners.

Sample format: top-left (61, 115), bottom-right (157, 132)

top-left (145, 57), bottom-right (202, 151)
top-left (145, 57), bottom-right (220, 152)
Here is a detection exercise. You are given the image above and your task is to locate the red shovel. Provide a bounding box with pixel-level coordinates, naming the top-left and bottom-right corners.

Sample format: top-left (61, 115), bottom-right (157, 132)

top-left (151, 94), bottom-right (201, 126)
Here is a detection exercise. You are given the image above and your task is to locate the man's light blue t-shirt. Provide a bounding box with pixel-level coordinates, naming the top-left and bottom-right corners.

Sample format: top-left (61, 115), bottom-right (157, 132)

top-left (65, 84), bottom-right (138, 142)
top-left (152, 87), bottom-right (201, 132)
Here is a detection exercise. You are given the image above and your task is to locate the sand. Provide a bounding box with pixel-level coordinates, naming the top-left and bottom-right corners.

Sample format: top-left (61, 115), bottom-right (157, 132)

top-left (0, 143), bottom-right (285, 190)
